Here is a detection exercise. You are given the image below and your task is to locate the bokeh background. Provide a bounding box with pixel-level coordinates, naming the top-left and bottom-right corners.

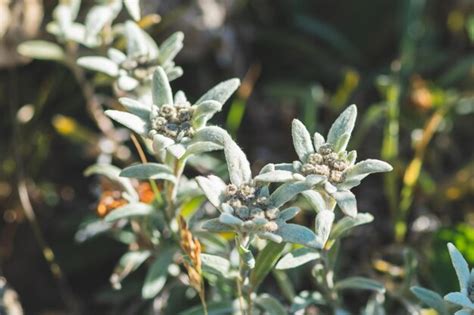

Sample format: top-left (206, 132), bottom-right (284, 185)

top-left (0, 0), bottom-right (473, 314)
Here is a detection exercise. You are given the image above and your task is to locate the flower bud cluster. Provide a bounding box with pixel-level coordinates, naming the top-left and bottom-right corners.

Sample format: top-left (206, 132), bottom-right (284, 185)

top-left (149, 102), bottom-right (195, 140)
top-left (120, 55), bottom-right (157, 81)
top-left (223, 184), bottom-right (279, 232)
top-left (301, 143), bottom-right (348, 184)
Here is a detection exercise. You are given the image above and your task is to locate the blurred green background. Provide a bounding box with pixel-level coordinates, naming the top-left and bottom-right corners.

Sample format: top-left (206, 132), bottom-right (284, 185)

top-left (0, 0), bottom-right (473, 314)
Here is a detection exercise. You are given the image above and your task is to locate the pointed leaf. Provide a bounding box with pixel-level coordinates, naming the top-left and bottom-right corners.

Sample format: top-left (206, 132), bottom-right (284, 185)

top-left (105, 110), bottom-right (147, 135)
top-left (120, 163), bottom-right (175, 182)
top-left (224, 138), bottom-right (252, 187)
top-left (447, 243), bottom-right (471, 290)
top-left (302, 190), bottom-right (326, 212)
top-left (77, 56), bottom-right (119, 76)
top-left (104, 203), bottom-right (154, 222)
top-left (196, 175), bottom-right (226, 209)
top-left (313, 132), bottom-right (325, 151)
top-left (292, 119), bottom-right (314, 162)
top-left (18, 40), bottom-right (65, 61)
top-left (335, 277), bottom-right (385, 293)
top-left (315, 210), bottom-right (335, 246)
top-left (201, 218), bottom-right (233, 232)
top-left (255, 294), bottom-right (286, 315)
top-left (152, 67), bottom-right (173, 106)
top-left (158, 32), bottom-right (184, 65)
top-left (327, 104), bottom-right (357, 147)
top-left (254, 170), bottom-right (296, 183)
top-left (275, 224), bottom-right (322, 249)
top-left (196, 78), bottom-right (240, 104)
top-left (329, 213), bottom-right (374, 240)
top-left (250, 241), bottom-right (286, 288)
top-left (201, 253), bottom-right (231, 277)
top-left (331, 190), bottom-right (357, 217)
top-left (84, 164), bottom-right (137, 200)
top-left (118, 97), bottom-right (150, 120)
top-left (444, 292), bottom-right (474, 309)
top-left (276, 247), bottom-right (320, 270)
top-left (142, 247), bottom-right (176, 298)
top-left (269, 182), bottom-right (311, 208)
top-left (411, 286), bottom-right (448, 315)
top-left (124, 0), bottom-right (141, 20)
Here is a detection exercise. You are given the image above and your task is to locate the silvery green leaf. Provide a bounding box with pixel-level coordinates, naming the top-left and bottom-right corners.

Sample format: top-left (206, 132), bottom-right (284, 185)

top-left (53, 4), bottom-right (73, 33)
top-left (17, 41), bottom-right (65, 61)
top-left (192, 126), bottom-right (230, 146)
top-left (315, 210), bottom-right (335, 246)
top-left (258, 232), bottom-right (283, 243)
top-left (302, 190), bottom-right (326, 212)
top-left (111, 250), bottom-right (151, 287)
top-left (201, 218), bottom-right (233, 232)
top-left (444, 292), bottom-right (474, 309)
top-left (219, 213), bottom-right (243, 226)
top-left (275, 224), bottom-right (322, 249)
top-left (278, 207), bottom-right (300, 222)
top-left (238, 244), bottom-right (255, 269)
top-left (84, 164), bottom-right (138, 200)
top-left (275, 247), bottom-right (320, 270)
top-left (334, 132), bottom-right (350, 153)
top-left (125, 21), bottom-right (150, 58)
top-left (107, 48), bottom-right (127, 64)
top-left (454, 310), bottom-right (472, 315)
top-left (166, 66), bottom-right (183, 81)
top-left (331, 190), bottom-right (357, 217)
top-left (85, 3), bottom-right (121, 42)
top-left (363, 294), bottom-right (386, 315)
top-left (158, 32), bottom-right (184, 65)
top-left (410, 286), bottom-right (448, 315)
top-left (77, 56), bottom-right (119, 77)
top-left (347, 150), bottom-right (357, 165)
top-left (174, 90), bottom-right (187, 103)
top-left (151, 134), bottom-right (174, 153)
top-left (313, 132), bottom-right (325, 151)
top-left (192, 100), bottom-right (223, 128)
top-left (290, 291), bottom-right (325, 313)
top-left (274, 163), bottom-right (297, 172)
top-left (250, 242), bottom-right (286, 288)
top-left (120, 163), bottom-right (175, 182)
top-left (329, 213), bottom-right (373, 240)
top-left (117, 75), bottom-right (139, 91)
top-left (167, 143), bottom-right (186, 159)
top-left (142, 247), bottom-right (176, 299)
top-left (183, 142), bottom-right (223, 158)
top-left (118, 97), bottom-right (150, 120)
top-left (105, 110), bottom-right (147, 135)
top-left (124, 0), bottom-right (141, 20)
top-left (291, 119), bottom-right (314, 162)
top-left (447, 243), bottom-right (471, 291)
top-left (201, 253), bottom-right (231, 277)
top-left (269, 182), bottom-right (311, 208)
top-left (152, 67), bottom-right (173, 106)
top-left (254, 170), bottom-right (296, 183)
top-left (105, 203), bottom-right (154, 222)
top-left (254, 294), bottom-right (286, 315)
top-left (327, 104), bottom-right (357, 147)
top-left (335, 277), bottom-right (385, 293)
top-left (342, 159), bottom-right (393, 189)
top-left (305, 175), bottom-right (326, 186)
top-left (196, 78), bottom-right (240, 104)
top-left (224, 138), bottom-right (252, 187)
top-left (195, 175), bottom-right (226, 209)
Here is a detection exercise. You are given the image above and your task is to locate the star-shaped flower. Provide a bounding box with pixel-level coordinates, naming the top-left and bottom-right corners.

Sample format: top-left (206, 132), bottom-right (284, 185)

top-left (444, 243), bottom-right (474, 315)
top-left (104, 66), bottom-right (240, 159)
top-left (196, 137), bottom-right (323, 249)
top-left (254, 105), bottom-right (392, 217)
top-left (78, 21), bottom-right (183, 92)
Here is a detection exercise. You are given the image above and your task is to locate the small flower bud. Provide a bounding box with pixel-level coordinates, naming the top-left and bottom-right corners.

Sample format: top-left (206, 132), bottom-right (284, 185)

top-left (250, 208), bottom-right (265, 219)
top-left (301, 163), bottom-right (316, 175)
top-left (152, 116), bottom-right (167, 130)
top-left (332, 159), bottom-right (348, 171)
top-left (239, 184), bottom-right (255, 198)
top-left (314, 164), bottom-right (330, 177)
top-left (225, 184), bottom-right (238, 196)
top-left (133, 68), bottom-right (149, 80)
top-left (330, 170), bottom-right (345, 183)
top-left (323, 152), bottom-right (338, 166)
top-left (307, 153), bottom-right (323, 165)
top-left (164, 123), bottom-right (179, 137)
top-left (318, 144), bottom-right (333, 155)
top-left (160, 104), bottom-right (176, 118)
top-left (178, 108), bottom-right (193, 122)
top-left (265, 208), bottom-right (280, 220)
top-left (264, 221), bottom-right (278, 232)
top-left (120, 59), bottom-right (138, 71)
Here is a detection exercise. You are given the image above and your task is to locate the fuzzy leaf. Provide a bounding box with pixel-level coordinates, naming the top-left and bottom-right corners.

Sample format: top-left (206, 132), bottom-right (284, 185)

top-left (250, 242), bottom-right (286, 288)
top-left (167, 143), bottom-right (186, 159)
top-left (269, 182), bottom-right (311, 208)
top-left (275, 224), bottom-right (322, 249)
top-left (18, 40), bottom-right (65, 61)
top-left (120, 163), bottom-right (175, 182)
top-left (292, 119), bottom-right (314, 162)
top-left (444, 292), bottom-right (474, 309)
top-left (196, 78), bottom-right (240, 105)
top-left (83, 164), bottom-right (137, 200)
top-left (201, 219), bottom-right (233, 232)
top-left (192, 100), bottom-right (223, 128)
top-left (159, 32), bottom-right (184, 65)
top-left (342, 159), bottom-right (393, 189)
top-left (111, 250), bottom-right (151, 287)
top-left (152, 67), bottom-right (173, 106)
top-left (278, 207), bottom-right (300, 222)
top-left (192, 126), bottom-right (230, 145)
top-left (118, 97), bottom-right (150, 120)
top-left (183, 142), bottom-right (223, 159)
top-left (327, 104), bottom-right (357, 147)
top-left (85, 4), bottom-right (120, 42)
top-left (447, 243), bottom-right (471, 291)
top-left (117, 75), bottom-right (139, 91)
top-left (254, 170), bottom-right (296, 183)
top-left (411, 286), bottom-right (448, 315)
top-left (124, 0), bottom-right (141, 20)
top-left (104, 203), bottom-right (154, 222)
top-left (331, 190), bottom-right (357, 217)
top-left (315, 210), bottom-right (335, 246)
top-left (329, 213), bottom-right (373, 240)
top-left (335, 277), bottom-right (385, 293)
top-left (334, 133), bottom-right (351, 153)
top-left (224, 138), bottom-right (252, 187)
top-left (302, 190), bottom-right (326, 212)
top-left (255, 294), bottom-right (286, 315)
top-left (201, 253), bottom-right (231, 277)
top-left (105, 110), bottom-right (147, 135)
top-left (142, 247), bottom-right (176, 299)
top-left (313, 132), bottom-right (325, 151)
top-left (125, 21), bottom-right (149, 57)
top-left (77, 56), bottom-right (119, 76)
top-left (219, 213), bottom-right (243, 226)
top-left (195, 175), bottom-right (226, 209)
top-left (276, 247), bottom-right (320, 270)
top-left (152, 134), bottom-right (174, 152)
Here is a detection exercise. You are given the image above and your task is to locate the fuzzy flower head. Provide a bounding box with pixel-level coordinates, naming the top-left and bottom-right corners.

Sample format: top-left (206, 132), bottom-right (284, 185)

top-left (104, 67), bottom-right (240, 159)
top-left (78, 21), bottom-right (183, 92)
top-left (255, 105), bottom-right (392, 217)
top-left (444, 243), bottom-right (474, 314)
top-left (196, 138), bottom-right (323, 249)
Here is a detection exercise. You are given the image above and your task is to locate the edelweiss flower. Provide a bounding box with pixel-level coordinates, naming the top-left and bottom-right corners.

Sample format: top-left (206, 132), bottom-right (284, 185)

top-left (104, 66), bottom-right (240, 159)
top-left (78, 21), bottom-right (183, 92)
top-left (196, 139), bottom-right (323, 249)
top-left (255, 105), bottom-right (392, 217)
top-left (444, 243), bottom-right (474, 315)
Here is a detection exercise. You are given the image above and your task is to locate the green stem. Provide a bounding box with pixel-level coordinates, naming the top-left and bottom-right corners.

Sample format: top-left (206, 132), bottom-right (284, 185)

top-left (236, 233), bottom-right (254, 315)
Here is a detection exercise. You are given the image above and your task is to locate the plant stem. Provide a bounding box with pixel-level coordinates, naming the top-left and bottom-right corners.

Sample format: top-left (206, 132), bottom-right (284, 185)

top-left (236, 233), bottom-right (254, 315)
